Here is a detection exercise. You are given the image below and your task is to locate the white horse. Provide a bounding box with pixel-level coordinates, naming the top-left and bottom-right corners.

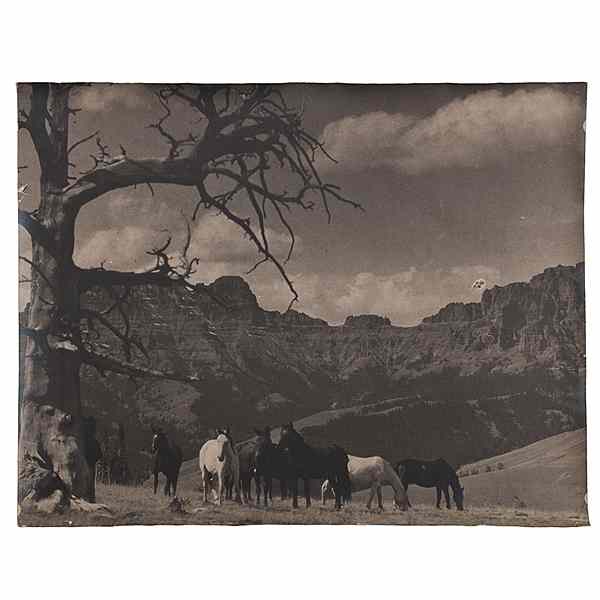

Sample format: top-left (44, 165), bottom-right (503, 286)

top-left (198, 430), bottom-right (241, 505)
top-left (322, 455), bottom-right (408, 511)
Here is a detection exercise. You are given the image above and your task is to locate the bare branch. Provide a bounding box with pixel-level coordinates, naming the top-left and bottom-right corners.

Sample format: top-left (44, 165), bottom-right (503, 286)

top-left (67, 129), bottom-right (99, 156)
top-left (80, 308), bottom-right (148, 362)
top-left (18, 210), bottom-right (56, 254)
top-left (19, 255), bottom-right (57, 298)
top-left (81, 349), bottom-right (204, 384)
top-left (62, 84), bottom-right (361, 310)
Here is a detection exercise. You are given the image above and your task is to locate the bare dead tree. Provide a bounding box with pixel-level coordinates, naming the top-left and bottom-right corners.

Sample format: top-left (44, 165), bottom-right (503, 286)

top-left (17, 83), bottom-right (360, 508)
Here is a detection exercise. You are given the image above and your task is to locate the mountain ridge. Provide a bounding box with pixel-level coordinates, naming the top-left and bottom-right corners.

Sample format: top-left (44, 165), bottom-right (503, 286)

top-left (20, 262), bottom-right (585, 473)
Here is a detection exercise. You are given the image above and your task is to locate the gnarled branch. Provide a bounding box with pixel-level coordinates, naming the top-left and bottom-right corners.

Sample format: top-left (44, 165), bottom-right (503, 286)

top-left (18, 210), bottom-right (56, 255)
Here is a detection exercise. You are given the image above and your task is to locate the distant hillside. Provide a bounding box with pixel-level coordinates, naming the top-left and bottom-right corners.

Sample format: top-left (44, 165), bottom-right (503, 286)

top-left (20, 263), bottom-right (585, 468)
top-left (344, 429), bottom-right (587, 514)
top-left (406, 428), bottom-right (587, 513)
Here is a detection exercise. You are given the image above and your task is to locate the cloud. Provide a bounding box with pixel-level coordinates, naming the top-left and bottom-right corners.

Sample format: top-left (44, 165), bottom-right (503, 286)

top-left (76, 84), bottom-right (152, 113)
top-left (250, 264), bottom-right (501, 326)
top-left (334, 265), bottom-right (501, 324)
top-left (188, 213), bottom-right (299, 265)
top-left (320, 87), bottom-right (584, 175)
top-left (74, 209), bottom-right (301, 283)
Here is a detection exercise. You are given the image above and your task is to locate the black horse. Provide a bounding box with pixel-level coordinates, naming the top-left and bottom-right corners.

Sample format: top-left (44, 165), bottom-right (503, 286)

top-left (396, 458), bottom-right (464, 510)
top-left (253, 426), bottom-right (288, 506)
top-left (151, 428), bottom-right (183, 496)
top-left (278, 422), bottom-right (350, 510)
top-left (236, 436), bottom-right (258, 503)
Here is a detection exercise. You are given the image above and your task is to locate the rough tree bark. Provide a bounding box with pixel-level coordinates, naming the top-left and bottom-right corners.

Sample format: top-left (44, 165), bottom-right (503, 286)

top-left (19, 84), bottom-right (95, 508)
top-left (18, 83), bottom-right (360, 512)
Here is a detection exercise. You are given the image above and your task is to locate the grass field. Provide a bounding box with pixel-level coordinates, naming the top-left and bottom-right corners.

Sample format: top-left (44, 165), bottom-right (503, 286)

top-left (18, 481), bottom-right (588, 527)
top-left (18, 429), bottom-right (589, 527)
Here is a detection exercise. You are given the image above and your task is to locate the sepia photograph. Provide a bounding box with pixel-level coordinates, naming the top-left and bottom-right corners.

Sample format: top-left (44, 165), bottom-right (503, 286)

top-left (16, 82), bottom-right (587, 527)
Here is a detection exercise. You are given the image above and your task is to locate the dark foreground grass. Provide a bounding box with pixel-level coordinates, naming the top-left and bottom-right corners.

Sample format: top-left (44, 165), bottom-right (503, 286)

top-left (18, 483), bottom-right (589, 527)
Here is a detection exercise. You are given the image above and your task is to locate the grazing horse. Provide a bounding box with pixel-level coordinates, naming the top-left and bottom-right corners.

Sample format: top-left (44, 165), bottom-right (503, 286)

top-left (253, 426), bottom-right (289, 506)
top-left (151, 428), bottom-right (183, 497)
top-left (278, 422), bottom-right (350, 510)
top-left (396, 458), bottom-right (464, 510)
top-left (322, 455), bottom-right (408, 511)
top-left (199, 428), bottom-right (241, 505)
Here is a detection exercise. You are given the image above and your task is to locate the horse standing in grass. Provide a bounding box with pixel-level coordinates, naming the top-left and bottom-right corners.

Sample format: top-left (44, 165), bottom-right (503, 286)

top-left (396, 458), bottom-right (464, 510)
top-left (236, 436), bottom-right (258, 503)
top-left (322, 455), bottom-right (408, 511)
top-left (151, 428), bottom-right (183, 497)
top-left (222, 429), bottom-right (241, 502)
top-left (253, 426), bottom-right (288, 506)
top-left (278, 422), bottom-right (350, 510)
top-left (199, 428), bottom-right (241, 505)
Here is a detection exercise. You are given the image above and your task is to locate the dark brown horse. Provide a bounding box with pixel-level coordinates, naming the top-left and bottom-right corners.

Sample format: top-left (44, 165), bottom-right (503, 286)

top-left (151, 428), bottom-right (182, 496)
top-left (395, 458), bottom-right (464, 510)
top-left (278, 422), bottom-right (350, 510)
top-left (253, 426), bottom-right (288, 506)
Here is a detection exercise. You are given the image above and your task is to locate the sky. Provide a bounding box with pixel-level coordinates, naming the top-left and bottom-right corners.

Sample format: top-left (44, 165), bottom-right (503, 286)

top-left (18, 83), bottom-right (586, 325)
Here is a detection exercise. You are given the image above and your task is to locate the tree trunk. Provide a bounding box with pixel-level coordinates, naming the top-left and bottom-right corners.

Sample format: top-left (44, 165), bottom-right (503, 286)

top-left (19, 85), bottom-right (94, 508)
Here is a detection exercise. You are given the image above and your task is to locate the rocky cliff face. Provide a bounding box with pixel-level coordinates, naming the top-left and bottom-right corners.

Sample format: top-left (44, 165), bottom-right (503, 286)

top-left (61, 263), bottom-right (585, 463)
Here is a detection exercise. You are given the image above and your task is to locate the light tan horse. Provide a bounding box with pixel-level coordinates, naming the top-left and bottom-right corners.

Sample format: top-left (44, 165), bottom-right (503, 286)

top-left (198, 429), bottom-right (241, 505)
top-left (322, 455), bottom-right (408, 511)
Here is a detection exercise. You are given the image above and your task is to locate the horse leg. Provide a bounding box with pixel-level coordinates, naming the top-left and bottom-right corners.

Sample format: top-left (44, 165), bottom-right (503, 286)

top-left (245, 476), bottom-right (251, 503)
top-left (436, 486), bottom-right (442, 509)
top-left (164, 476), bottom-right (170, 496)
top-left (172, 472), bottom-right (179, 496)
top-left (443, 485), bottom-right (451, 509)
top-left (333, 480), bottom-right (342, 511)
top-left (322, 480), bottom-right (328, 505)
top-left (280, 479), bottom-right (287, 501)
top-left (217, 473), bottom-right (224, 506)
top-left (404, 484), bottom-right (412, 508)
top-left (377, 485), bottom-right (384, 512)
top-left (304, 478), bottom-right (311, 508)
top-left (234, 475), bottom-right (242, 504)
top-left (367, 483), bottom-right (377, 510)
top-left (255, 473), bottom-right (262, 507)
top-left (153, 471), bottom-right (159, 495)
top-left (240, 474), bottom-right (246, 502)
top-left (202, 468), bottom-right (210, 504)
top-left (291, 478), bottom-right (299, 509)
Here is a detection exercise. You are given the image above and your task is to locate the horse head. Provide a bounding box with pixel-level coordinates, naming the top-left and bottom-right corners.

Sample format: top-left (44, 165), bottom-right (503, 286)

top-left (215, 430), bottom-right (231, 462)
top-left (151, 428), bottom-right (166, 454)
top-left (278, 422), bottom-right (302, 452)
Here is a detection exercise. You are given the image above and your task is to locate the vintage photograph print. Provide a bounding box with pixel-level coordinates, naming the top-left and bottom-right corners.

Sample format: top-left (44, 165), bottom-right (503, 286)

top-left (17, 83), bottom-right (587, 526)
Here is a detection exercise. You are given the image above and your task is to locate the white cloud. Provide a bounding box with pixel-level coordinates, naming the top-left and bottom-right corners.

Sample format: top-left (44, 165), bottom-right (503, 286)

top-left (74, 209), bottom-right (301, 282)
top-left (76, 84), bottom-right (152, 113)
top-left (321, 87), bottom-right (584, 175)
top-left (250, 264), bottom-right (501, 326)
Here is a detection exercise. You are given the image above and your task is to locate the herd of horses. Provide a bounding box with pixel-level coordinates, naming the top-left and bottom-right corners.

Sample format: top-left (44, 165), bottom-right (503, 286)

top-left (151, 423), bottom-right (465, 512)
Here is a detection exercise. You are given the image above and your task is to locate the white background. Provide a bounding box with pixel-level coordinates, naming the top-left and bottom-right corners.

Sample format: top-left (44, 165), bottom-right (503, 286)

top-left (0, 1), bottom-right (597, 598)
